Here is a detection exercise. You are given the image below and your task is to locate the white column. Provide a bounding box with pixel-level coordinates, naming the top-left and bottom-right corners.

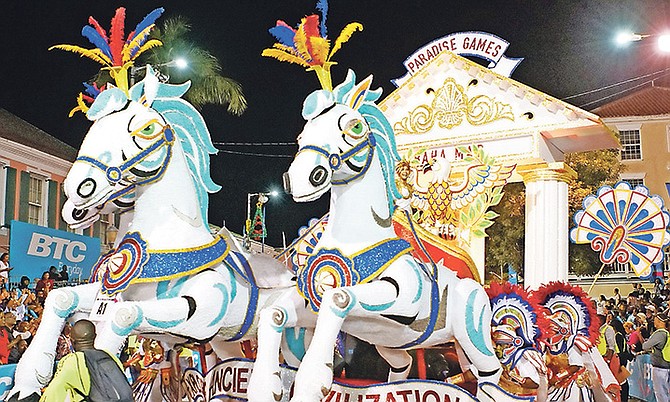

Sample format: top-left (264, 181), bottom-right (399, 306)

top-left (518, 162), bottom-right (576, 290)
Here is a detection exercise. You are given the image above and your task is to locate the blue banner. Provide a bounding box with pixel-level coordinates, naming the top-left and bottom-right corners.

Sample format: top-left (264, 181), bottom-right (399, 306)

top-left (9, 220), bottom-right (100, 282)
top-left (629, 354), bottom-right (656, 402)
top-left (0, 364), bottom-right (16, 401)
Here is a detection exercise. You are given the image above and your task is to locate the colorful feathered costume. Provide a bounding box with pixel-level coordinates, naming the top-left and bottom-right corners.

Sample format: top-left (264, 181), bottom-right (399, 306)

top-left (532, 282), bottom-right (620, 402)
top-left (486, 282), bottom-right (549, 398)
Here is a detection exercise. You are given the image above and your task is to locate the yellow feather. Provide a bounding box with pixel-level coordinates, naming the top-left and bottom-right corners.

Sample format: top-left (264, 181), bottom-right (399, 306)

top-left (261, 49), bottom-right (310, 68)
top-left (272, 43), bottom-right (301, 55)
top-left (122, 26), bottom-right (162, 62)
top-left (329, 22), bottom-right (363, 60)
top-left (68, 93), bottom-right (89, 117)
top-left (49, 44), bottom-right (112, 66)
top-left (126, 39), bottom-right (163, 63)
top-left (308, 37), bottom-right (330, 65)
top-left (293, 19), bottom-right (313, 62)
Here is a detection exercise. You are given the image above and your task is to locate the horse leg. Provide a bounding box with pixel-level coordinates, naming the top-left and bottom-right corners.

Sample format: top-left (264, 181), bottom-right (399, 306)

top-left (9, 283), bottom-right (99, 401)
top-left (248, 291), bottom-right (307, 402)
top-left (450, 279), bottom-right (501, 388)
top-left (291, 280), bottom-right (398, 402)
top-left (376, 346), bottom-right (412, 381)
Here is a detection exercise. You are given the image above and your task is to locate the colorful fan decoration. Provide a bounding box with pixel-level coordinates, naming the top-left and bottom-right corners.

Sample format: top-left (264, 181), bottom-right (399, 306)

top-left (532, 282), bottom-right (600, 354)
top-left (262, 0), bottom-right (363, 91)
top-left (570, 181), bottom-right (670, 277)
top-left (278, 215), bottom-right (329, 274)
top-left (50, 7), bottom-right (164, 111)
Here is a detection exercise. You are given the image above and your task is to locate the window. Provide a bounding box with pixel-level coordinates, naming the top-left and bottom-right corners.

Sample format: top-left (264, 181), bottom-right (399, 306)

top-left (620, 129), bottom-right (642, 160)
top-left (28, 176), bottom-right (45, 225)
top-left (624, 177), bottom-right (644, 188)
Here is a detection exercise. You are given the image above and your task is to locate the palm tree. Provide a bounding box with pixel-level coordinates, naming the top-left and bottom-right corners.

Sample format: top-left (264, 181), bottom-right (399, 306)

top-left (139, 16), bottom-right (247, 115)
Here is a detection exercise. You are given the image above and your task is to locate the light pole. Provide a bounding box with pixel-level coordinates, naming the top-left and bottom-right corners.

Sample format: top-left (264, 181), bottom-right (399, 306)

top-left (130, 58), bottom-right (189, 86)
top-left (245, 191), bottom-right (279, 250)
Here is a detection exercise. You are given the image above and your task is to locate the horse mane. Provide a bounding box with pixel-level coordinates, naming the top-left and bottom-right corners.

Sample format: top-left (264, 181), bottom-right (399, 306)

top-left (130, 79), bottom-right (221, 224)
top-left (333, 71), bottom-right (402, 213)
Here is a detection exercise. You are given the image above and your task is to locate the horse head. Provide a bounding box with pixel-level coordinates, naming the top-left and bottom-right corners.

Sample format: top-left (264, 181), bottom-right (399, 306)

top-left (284, 70), bottom-right (401, 213)
top-left (63, 67), bottom-right (219, 224)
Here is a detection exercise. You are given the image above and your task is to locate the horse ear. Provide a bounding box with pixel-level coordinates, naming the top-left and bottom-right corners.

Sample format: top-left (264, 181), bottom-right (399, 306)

top-left (140, 65), bottom-right (160, 106)
top-left (348, 75), bottom-right (373, 110)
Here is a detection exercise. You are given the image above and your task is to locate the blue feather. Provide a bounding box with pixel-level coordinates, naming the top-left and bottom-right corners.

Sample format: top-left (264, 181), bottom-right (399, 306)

top-left (269, 25), bottom-right (296, 47)
top-left (315, 0), bottom-right (328, 37)
top-left (81, 26), bottom-right (112, 60)
top-left (129, 7), bottom-right (164, 42)
top-left (82, 82), bottom-right (102, 98)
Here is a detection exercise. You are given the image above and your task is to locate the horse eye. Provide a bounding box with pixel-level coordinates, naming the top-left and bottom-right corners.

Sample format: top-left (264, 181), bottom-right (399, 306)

top-left (141, 123), bottom-right (157, 136)
top-left (344, 119), bottom-right (366, 138)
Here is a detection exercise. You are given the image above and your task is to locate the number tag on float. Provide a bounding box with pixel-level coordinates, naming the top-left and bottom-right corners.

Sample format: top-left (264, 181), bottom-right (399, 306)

top-left (89, 291), bottom-right (122, 321)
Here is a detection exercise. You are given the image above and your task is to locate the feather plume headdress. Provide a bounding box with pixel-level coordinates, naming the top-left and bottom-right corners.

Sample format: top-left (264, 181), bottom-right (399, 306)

top-left (532, 281), bottom-right (600, 353)
top-left (50, 7), bottom-right (164, 114)
top-left (262, 0), bottom-right (363, 91)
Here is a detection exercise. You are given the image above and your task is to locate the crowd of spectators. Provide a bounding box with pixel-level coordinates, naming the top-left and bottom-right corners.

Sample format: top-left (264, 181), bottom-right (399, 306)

top-left (0, 254), bottom-right (76, 366)
top-left (598, 279), bottom-right (670, 402)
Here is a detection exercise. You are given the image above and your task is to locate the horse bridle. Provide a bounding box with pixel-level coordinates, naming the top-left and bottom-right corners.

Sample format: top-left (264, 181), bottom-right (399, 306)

top-left (297, 133), bottom-right (376, 186)
top-left (75, 121), bottom-right (175, 203)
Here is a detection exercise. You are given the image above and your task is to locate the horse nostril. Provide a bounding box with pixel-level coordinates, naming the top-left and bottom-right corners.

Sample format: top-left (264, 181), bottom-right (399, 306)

top-left (283, 172), bottom-right (292, 195)
top-left (71, 208), bottom-right (88, 221)
top-left (77, 178), bottom-right (97, 198)
top-left (309, 166), bottom-right (328, 187)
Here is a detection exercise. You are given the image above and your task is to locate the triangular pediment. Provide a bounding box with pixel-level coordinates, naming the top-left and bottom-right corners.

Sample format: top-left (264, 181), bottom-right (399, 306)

top-left (379, 51), bottom-right (619, 167)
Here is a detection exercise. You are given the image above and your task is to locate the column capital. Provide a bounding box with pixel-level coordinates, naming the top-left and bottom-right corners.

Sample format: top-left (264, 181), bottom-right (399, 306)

top-left (517, 162), bottom-right (577, 184)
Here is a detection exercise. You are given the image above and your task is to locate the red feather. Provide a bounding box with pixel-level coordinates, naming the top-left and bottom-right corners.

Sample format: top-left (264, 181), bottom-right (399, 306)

top-left (109, 7), bottom-right (126, 65)
top-left (88, 16), bottom-right (108, 42)
top-left (301, 15), bottom-right (321, 64)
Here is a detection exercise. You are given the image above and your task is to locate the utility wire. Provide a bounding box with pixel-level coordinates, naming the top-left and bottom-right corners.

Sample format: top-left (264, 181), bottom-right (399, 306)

top-left (216, 149), bottom-right (294, 158)
top-left (577, 78), bottom-right (657, 109)
top-left (562, 67), bottom-right (670, 100)
top-left (213, 141), bottom-right (297, 146)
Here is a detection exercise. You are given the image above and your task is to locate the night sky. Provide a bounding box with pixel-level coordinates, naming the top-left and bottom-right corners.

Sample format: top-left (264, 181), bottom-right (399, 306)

top-left (2, 1), bottom-right (669, 246)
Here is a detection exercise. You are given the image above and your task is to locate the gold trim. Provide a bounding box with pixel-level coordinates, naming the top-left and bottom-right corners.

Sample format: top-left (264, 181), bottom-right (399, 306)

top-left (516, 162), bottom-right (577, 183)
top-left (394, 78), bottom-right (514, 135)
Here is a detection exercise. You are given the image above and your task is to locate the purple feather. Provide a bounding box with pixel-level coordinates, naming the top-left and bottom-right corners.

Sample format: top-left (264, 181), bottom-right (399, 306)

top-left (315, 0), bottom-right (328, 37)
top-left (269, 24), bottom-right (296, 47)
top-left (129, 7), bottom-right (164, 42)
top-left (81, 25), bottom-right (113, 60)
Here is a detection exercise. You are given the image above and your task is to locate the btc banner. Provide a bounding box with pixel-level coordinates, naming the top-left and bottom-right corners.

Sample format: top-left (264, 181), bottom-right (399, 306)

top-left (0, 364), bottom-right (16, 401)
top-left (628, 354), bottom-right (656, 402)
top-left (9, 220), bottom-right (100, 282)
top-left (182, 358), bottom-right (534, 402)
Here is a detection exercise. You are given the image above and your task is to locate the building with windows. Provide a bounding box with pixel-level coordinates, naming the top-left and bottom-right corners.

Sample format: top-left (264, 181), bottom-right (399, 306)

top-left (589, 84), bottom-right (670, 279)
top-left (0, 109), bottom-right (110, 254)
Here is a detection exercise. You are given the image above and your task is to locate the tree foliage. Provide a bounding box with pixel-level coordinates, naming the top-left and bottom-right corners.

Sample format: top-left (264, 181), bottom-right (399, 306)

top-left (485, 148), bottom-right (624, 280)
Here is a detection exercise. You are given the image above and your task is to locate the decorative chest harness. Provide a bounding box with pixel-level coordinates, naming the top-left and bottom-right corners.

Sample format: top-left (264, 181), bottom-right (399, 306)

top-left (296, 237), bottom-right (412, 312)
top-left (92, 232), bottom-right (230, 296)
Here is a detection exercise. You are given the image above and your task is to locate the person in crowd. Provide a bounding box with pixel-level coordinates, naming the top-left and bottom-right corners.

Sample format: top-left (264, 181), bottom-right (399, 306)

top-left (624, 321), bottom-right (643, 353)
top-left (642, 310), bottom-right (670, 402)
top-left (597, 294), bottom-right (607, 315)
top-left (48, 266), bottom-right (60, 282)
top-left (598, 313), bottom-right (617, 364)
top-left (40, 319), bottom-right (132, 401)
top-left (611, 318), bottom-right (632, 402)
top-left (17, 276), bottom-right (31, 291)
top-left (8, 338), bottom-right (27, 364)
top-left (56, 321), bottom-right (74, 360)
top-left (613, 288), bottom-right (622, 305)
top-left (35, 272), bottom-right (53, 298)
top-left (0, 253), bottom-right (12, 286)
top-left (59, 265), bottom-right (69, 283)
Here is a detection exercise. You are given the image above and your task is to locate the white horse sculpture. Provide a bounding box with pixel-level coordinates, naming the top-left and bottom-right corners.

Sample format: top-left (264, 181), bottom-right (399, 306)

top-left (9, 69), bottom-right (296, 401)
top-left (248, 71), bottom-right (501, 402)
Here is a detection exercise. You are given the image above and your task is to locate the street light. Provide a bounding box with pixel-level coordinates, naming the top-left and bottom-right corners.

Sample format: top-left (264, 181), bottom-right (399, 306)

top-left (615, 31), bottom-right (670, 53)
top-left (130, 58), bottom-right (189, 85)
top-left (105, 223), bottom-right (119, 250)
top-left (244, 191), bottom-right (279, 250)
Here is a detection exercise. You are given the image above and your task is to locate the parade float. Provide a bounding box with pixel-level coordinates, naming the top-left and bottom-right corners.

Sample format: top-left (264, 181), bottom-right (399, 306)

top-left (7, 2), bottom-right (659, 402)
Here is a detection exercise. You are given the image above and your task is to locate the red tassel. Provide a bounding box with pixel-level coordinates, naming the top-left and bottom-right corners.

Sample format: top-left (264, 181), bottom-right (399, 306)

top-left (88, 16), bottom-right (108, 41)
